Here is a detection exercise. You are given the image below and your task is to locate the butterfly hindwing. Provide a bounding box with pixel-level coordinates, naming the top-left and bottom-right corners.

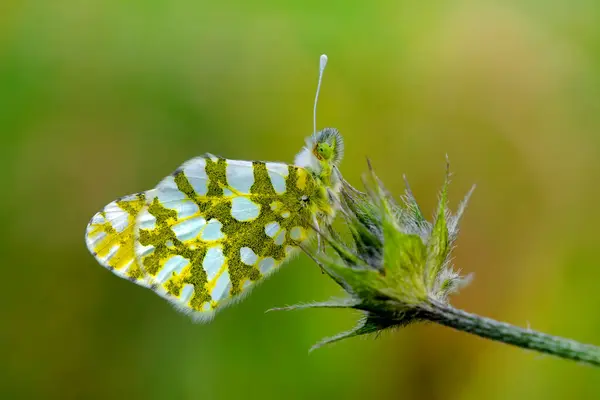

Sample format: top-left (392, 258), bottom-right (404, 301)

top-left (129, 155), bottom-right (316, 320)
top-left (85, 192), bottom-right (152, 287)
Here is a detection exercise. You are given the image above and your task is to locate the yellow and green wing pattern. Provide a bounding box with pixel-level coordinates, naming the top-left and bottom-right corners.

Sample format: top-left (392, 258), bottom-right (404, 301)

top-left (85, 154), bottom-right (327, 321)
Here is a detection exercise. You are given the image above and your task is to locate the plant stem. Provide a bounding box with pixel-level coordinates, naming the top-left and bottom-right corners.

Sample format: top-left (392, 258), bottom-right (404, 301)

top-left (420, 299), bottom-right (600, 367)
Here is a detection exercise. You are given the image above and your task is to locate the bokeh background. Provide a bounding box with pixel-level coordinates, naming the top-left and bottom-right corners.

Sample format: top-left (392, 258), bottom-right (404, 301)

top-left (3, 0), bottom-right (600, 399)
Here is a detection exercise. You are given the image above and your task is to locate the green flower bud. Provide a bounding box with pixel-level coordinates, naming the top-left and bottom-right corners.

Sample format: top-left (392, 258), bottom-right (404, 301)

top-left (271, 158), bottom-right (474, 350)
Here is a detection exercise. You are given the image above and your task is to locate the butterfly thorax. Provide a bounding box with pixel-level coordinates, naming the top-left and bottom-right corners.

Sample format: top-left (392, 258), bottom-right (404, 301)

top-left (294, 128), bottom-right (344, 221)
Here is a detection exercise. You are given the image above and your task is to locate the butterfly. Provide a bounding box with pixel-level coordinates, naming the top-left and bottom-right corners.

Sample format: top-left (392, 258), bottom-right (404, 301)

top-left (84, 55), bottom-right (346, 321)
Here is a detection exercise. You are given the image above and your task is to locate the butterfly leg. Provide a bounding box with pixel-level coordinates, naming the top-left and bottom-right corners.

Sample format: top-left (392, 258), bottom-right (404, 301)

top-left (312, 215), bottom-right (327, 274)
top-left (312, 216), bottom-right (324, 253)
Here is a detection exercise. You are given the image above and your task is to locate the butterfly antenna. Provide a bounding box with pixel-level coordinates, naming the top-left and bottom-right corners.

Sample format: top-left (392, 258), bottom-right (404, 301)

top-left (313, 54), bottom-right (328, 142)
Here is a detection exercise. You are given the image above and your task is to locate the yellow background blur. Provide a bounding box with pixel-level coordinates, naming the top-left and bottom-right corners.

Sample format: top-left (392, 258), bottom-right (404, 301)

top-left (3, 1), bottom-right (600, 399)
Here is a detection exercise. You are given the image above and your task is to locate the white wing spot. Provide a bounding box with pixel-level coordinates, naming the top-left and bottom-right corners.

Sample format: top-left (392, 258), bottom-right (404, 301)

top-left (274, 229), bottom-right (286, 245)
top-left (137, 209), bottom-right (157, 230)
top-left (203, 245), bottom-right (225, 281)
top-left (201, 219), bottom-right (224, 241)
top-left (259, 257), bottom-right (275, 274)
top-left (290, 226), bottom-right (304, 241)
top-left (226, 160), bottom-right (255, 194)
top-left (156, 255), bottom-right (189, 283)
top-left (172, 216), bottom-right (206, 241)
top-left (265, 162), bottom-right (288, 194)
top-left (211, 270), bottom-right (231, 301)
top-left (106, 202), bottom-right (129, 232)
top-left (264, 222), bottom-right (280, 238)
top-left (173, 199), bottom-right (199, 219)
top-left (240, 247), bottom-right (258, 266)
top-left (155, 176), bottom-right (186, 204)
top-left (231, 197), bottom-right (260, 221)
top-left (180, 284), bottom-right (195, 303)
top-left (181, 157), bottom-right (208, 195)
top-left (136, 243), bottom-right (155, 258)
top-left (91, 213), bottom-right (106, 225)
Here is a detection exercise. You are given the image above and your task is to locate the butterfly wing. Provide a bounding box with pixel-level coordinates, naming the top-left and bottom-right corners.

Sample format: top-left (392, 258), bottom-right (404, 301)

top-left (86, 154), bottom-right (319, 322)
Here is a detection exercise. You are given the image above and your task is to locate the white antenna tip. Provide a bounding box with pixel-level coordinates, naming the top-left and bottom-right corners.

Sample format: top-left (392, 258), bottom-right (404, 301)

top-left (313, 54), bottom-right (328, 138)
top-left (319, 54), bottom-right (328, 71)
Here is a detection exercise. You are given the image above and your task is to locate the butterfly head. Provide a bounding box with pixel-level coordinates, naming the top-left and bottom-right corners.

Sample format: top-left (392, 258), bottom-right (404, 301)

top-left (313, 127), bottom-right (344, 165)
top-left (294, 128), bottom-right (343, 185)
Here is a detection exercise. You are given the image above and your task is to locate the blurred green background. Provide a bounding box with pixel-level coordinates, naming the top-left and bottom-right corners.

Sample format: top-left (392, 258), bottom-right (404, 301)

top-left (3, 0), bottom-right (600, 398)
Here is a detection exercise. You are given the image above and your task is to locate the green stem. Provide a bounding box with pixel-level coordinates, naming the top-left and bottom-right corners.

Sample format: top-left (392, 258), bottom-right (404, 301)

top-left (421, 300), bottom-right (600, 367)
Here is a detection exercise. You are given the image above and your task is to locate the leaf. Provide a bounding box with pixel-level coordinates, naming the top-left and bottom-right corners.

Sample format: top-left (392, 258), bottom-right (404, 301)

top-left (266, 297), bottom-right (362, 313)
top-left (309, 311), bottom-right (420, 352)
top-left (425, 159), bottom-right (451, 290)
